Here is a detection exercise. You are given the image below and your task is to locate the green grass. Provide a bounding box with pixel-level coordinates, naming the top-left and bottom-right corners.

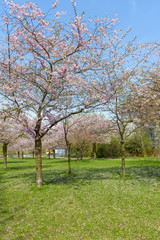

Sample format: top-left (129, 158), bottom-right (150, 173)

top-left (0, 157), bottom-right (160, 240)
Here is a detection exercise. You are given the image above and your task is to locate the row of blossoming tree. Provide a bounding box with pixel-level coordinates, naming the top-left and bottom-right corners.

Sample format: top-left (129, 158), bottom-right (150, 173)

top-left (0, 0), bottom-right (159, 186)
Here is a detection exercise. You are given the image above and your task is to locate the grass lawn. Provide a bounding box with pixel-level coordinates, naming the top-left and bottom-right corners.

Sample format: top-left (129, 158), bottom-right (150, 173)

top-left (0, 157), bottom-right (160, 240)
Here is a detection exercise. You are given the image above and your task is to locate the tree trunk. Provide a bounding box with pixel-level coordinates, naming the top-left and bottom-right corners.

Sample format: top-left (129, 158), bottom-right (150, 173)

top-left (63, 121), bottom-right (72, 174)
top-left (32, 151), bottom-right (35, 159)
top-left (18, 151), bottom-right (20, 158)
top-left (140, 135), bottom-right (147, 157)
top-left (22, 151), bottom-right (24, 159)
top-left (68, 143), bottom-right (71, 174)
top-left (65, 148), bottom-right (68, 157)
top-left (53, 148), bottom-right (56, 159)
top-left (77, 149), bottom-right (80, 162)
top-left (120, 139), bottom-right (125, 176)
top-left (80, 151), bottom-right (83, 160)
top-left (35, 138), bottom-right (42, 187)
top-left (3, 142), bottom-right (8, 170)
top-left (93, 142), bottom-right (96, 159)
top-left (48, 149), bottom-right (50, 159)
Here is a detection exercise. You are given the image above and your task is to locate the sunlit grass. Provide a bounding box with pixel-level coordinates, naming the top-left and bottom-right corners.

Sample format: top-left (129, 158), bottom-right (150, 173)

top-left (0, 157), bottom-right (160, 239)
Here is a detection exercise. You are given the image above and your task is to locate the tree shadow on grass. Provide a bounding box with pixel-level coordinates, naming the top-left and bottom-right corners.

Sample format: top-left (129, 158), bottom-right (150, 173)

top-left (4, 164), bottom-right (160, 187)
top-left (45, 159), bottom-right (68, 164)
top-left (6, 164), bottom-right (54, 171)
top-left (45, 159), bottom-right (82, 164)
top-left (0, 172), bottom-right (15, 239)
top-left (3, 166), bottom-right (121, 186)
top-left (8, 166), bottom-right (35, 170)
top-left (126, 166), bottom-right (160, 181)
top-left (43, 166), bottom-right (160, 186)
top-left (6, 161), bottom-right (27, 164)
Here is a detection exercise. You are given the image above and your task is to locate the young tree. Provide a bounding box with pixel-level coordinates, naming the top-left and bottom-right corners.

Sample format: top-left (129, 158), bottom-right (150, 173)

top-left (129, 60), bottom-right (160, 156)
top-left (0, 116), bottom-right (22, 169)
top-left (83, 114), bottom-right (114, 159)
top-left (62, 114), bottom-right (112, 162)
top-left (42, 125), bottom-right (64, 159)
top-left (9, 136), bottom-right (34, 158)
top-left (62, 118), bottom-right (73, 173)
top-left (98, 29), bottom-right (156, 175)
top-left (132, 60), bottom-right (160, 125)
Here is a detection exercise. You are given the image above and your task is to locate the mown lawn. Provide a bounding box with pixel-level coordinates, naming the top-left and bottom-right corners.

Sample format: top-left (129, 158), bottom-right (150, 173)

top-left (0, 157), bottom-right (160, 240)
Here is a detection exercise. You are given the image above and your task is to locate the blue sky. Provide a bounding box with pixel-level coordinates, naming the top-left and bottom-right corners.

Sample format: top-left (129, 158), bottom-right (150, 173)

top-left (6, 0), bottom-right (160, 43)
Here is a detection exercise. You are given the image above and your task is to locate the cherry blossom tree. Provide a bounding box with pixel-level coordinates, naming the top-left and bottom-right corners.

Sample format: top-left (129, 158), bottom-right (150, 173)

top-left (132, 60), bottom-right (160, 125)
top-left (43, 114), bottom-right (112, 174)
top-left (42, 125), bottom-right (64, 159)
top-left (0, 1), bottom-right (119, 186)
top-left (0, 1), bottom-right (157, 183)
top-left (128, 57), bottom-right (160, 156)
top-left (66, 114), bottom-right (113, 160)
top-left (98, 29), bottom-right (157, 175)
top-left (62, 118), bottom-right (73, 173)
top-left (9, 136), bottom-right (34, 158)
top-left (44, 118), bottom-right (79, 174)
top-left (70, 123), bottom-right (92, 161)
top-left (61, 114), bottom-right (112, 168)
top-left (82, 114), bottom-right (114, 159)
top-left (0, 115), bottom-right (22, 169)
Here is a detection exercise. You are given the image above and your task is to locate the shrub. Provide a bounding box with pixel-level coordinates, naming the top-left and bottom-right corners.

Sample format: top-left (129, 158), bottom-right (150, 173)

top-left (97, 138), bottom-right (121, 158)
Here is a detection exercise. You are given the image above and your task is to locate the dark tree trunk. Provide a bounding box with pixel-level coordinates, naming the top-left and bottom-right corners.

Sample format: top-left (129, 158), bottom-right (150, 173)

top-left (48, 149), bottom-right (50, 159)
top-left (93, 142), bottom-right (96, 159)
top-left (120, 139), bottom-right (125, 176)
top-left (63, 121), bottom-right (72, 174)
top-left (32, 151), bottom-right (35, 159)
top-left (22, 151), bottom-right (24, 159)
top-left (65, 148), bottom-right (68, 156)
top-left (35, 138), bottom-right (42, 187)
top-left (80, 151), bottom-right (83, 160)
top-left (3, 143), bottom-right (8, 170)
top-left (77, 149), bottom-right (80, 162)
top-left (68, 143), bottom-right (71, 174)
top-left (53, 148), bottom-right (56, 159)
top-left (18, 151), bottom-right (20, 158)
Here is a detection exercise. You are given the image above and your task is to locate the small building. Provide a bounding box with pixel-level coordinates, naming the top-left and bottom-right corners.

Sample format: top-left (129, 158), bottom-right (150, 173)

top-left (55, 149), bottom-right (66, 156)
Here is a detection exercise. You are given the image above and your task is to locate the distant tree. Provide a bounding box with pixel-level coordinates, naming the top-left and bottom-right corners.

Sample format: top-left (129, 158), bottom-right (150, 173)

top-left (63, 114), bottom-right (113, 161)
top-left (9, 136), bottom-right (34, 159)
top-left (0, 115), bottom-right (22, 169)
